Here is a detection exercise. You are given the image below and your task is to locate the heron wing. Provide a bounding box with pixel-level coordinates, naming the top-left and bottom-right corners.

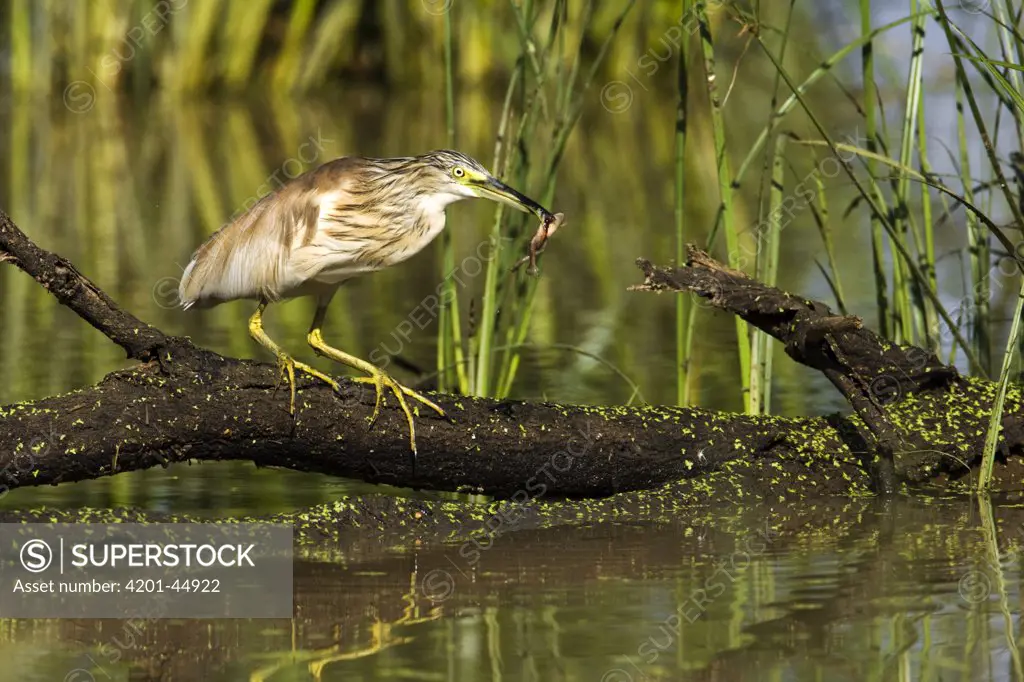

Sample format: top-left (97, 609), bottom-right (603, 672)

top-left (178, 185), bottom-right (319, 308)
top-left (178, 157), bottom-right (413, 307)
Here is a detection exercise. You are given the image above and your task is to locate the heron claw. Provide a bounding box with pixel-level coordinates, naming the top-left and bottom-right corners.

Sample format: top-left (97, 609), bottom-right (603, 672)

top-left (352, 372), bottom-right (445, 453)
top-left (272, 354), bottom-right (341, 415)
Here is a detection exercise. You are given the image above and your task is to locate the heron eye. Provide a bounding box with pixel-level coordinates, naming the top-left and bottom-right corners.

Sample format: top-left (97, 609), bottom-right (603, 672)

top-left (453, 167), bottom-right (465, 178)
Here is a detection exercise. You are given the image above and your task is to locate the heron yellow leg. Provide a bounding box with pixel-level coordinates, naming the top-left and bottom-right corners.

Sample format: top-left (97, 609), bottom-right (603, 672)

top-left (248, 301), bottom-right (340, 414)
top-left (306, 306), bottom-right (444, 453)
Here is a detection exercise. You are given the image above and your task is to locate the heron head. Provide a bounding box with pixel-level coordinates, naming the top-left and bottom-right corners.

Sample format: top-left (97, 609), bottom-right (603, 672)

top-left (419, 149), bottom-right (549, 218)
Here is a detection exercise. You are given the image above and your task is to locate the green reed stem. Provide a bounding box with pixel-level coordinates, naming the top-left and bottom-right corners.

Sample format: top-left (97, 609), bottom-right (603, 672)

top-left (893, 0), bottom-right (930, 347)
top-left (862, 0), bottom-right (891, 339)
top-left (495, 0), bottom-right (633, 399)
top-left (493, 0), bottom-right (564, 399)
top-left (695, 2), bottom-right (751, 412)
top-left (937, 3), bottom-right (1024, 483)
top-left (474, 0), bottom-right (542, 399)
top-left (675, 0), bottom-right (693, 406)
top-left (808, 168), bottom-right (848, 314)
top-left (437, 5), bottom-right (467, 393)
top-left (915, 99), bottom-right (939, 353)
top-left (934, 2), bottom-right (1024, 487)
top-left (994, 0), bottom-right (1024, 369)
top-left (750, 134), bottom-right (786, 415)
top-left (727, 11), bottom-right (927, 349)
top-left (757, 39), bottom-right (985, 375)
top-left (994, 0), bottom-right (1024, 145)
top-left (748, 2), bottom-right (794, 415)
top-left (734, 11), bottom-right (927, 191)
top-left (980, 290), bottom-right (1023, 491)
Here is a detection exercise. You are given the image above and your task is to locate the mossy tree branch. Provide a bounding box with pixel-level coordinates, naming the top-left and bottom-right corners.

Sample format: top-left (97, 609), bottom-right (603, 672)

top-left (1, 211), bottom-right (1020, 502)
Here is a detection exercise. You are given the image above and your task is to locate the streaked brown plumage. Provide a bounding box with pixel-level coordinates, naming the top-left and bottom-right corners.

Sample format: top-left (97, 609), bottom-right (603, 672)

top-left (178, 149), bottom-right (551, 453)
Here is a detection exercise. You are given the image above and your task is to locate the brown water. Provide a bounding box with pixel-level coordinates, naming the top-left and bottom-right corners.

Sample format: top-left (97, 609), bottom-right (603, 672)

top-left (0, 496), bottom-right (1022, 681)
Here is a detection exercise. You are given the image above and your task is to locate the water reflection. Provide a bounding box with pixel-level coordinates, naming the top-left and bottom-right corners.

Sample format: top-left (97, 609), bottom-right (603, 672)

top-left (2, 496), bottom-right (1022, 681)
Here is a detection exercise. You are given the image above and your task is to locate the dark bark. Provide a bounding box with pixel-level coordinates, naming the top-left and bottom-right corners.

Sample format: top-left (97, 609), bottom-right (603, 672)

top-left (631, 250), bottom-right (963, 493)
top-left (0, 210), bottom-right (183, 364)
top-left (1, 210), bottom-right (1020, 503)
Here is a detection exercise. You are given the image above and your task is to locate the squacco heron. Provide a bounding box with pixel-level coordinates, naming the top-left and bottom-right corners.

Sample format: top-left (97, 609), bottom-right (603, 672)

top-left (178, 149), bottom-right (551, 452)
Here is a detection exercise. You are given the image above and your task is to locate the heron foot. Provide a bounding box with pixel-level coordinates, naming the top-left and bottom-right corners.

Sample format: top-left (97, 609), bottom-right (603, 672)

top-left (273, 354), bottom-right (341, 415)
top-left (351, 371), bottom-right (445, 453)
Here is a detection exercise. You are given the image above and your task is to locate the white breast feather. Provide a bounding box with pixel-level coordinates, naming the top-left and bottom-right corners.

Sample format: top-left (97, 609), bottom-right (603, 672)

top-left (285, 191), bottom-right (459, 288)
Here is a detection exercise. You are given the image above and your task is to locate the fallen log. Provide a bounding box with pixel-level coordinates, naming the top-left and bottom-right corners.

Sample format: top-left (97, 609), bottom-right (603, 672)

top-left (1, 208), bottom-right (1021, 513)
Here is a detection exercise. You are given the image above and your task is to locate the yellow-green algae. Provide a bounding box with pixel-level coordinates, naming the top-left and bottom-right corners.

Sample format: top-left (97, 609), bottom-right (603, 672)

top-left (3, 361), bottom-right (1020, 548)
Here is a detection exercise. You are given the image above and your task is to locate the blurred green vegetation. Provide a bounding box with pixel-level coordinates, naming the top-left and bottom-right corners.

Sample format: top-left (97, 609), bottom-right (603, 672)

top-left (1, 1), bottom-right (807, 96)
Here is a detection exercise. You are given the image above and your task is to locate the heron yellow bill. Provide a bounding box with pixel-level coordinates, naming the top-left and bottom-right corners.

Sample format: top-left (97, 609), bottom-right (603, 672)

top-left (472, 176), bottom-right (552, 220)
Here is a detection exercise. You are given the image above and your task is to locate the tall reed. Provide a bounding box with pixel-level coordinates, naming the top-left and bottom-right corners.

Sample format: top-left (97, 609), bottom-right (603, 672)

top-left (675, 0), bottom-right (693, 406)
top-left (749, 134), bottom-right (785, 416)
top-left (859, 0), bottom-right (891, 340)
top-left (695, 2), bottom-right (751, 412)
top-left (464, 0), bottom-right (635, 400)
top-left (437, 4), bottom-right (464, 393)
top-left (749, 2), bottom-right (794, 415)
top-left (934, 1), bottom-right (1024, 489)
